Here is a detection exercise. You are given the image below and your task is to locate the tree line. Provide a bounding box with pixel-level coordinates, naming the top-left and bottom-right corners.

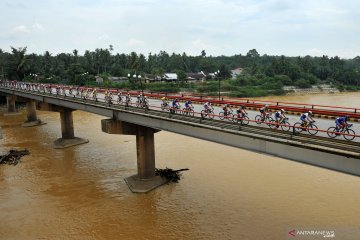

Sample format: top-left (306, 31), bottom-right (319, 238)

top-left (1, 46), bottom-right (359, 95)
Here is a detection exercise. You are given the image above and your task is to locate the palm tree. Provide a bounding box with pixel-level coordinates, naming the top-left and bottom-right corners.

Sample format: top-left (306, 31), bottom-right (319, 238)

top-left (11, 46), bottom-right (29, 80)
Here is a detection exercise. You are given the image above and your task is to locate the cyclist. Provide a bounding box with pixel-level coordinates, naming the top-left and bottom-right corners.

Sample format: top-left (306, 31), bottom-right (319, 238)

top-left (222, 104), bottom-right (233, 117)
top-left (143, 96), bottom-right (149, 109)
top-left (161, 97), bottom-right (169, 108)
top-left (300, 111), bottom-right (314, 127)
top-left (137, 94), bottom-right (142, 105)
top-left (335, 115), bottom-right (349, 132)
top-left (172, 98), bottom-right (180, 109)
top-left (125, 93), bottom-right (131, 105)
top-left (236, 105), bottom-right (247, 119)
top-left (116, 91), bottom-right (122, 103)
top-left (92, 88), bottom-right (97, 101)
top-left (203, 101), bottom-right (213, 113)
top-left (105, 90), bottom-right (113, 103)
top-left (259, 104), bottom-right (269, 121)
top-left (184, 100), bottom-right (193, 111)
top-left (274, 109), bottom-right (286, 127)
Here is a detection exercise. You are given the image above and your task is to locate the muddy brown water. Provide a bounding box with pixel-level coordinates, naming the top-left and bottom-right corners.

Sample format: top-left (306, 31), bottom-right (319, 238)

top-left (1, 93), bottom-right (360, 240)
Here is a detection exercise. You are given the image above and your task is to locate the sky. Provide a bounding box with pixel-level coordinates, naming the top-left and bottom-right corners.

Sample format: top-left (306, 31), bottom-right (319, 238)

top-left (1, 0), bottom-right (360, 58)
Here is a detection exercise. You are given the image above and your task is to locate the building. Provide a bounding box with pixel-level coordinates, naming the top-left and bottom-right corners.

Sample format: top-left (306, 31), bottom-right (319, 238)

top-left (162, 73), bottom-right (178, 82)
top-left (186, 72), bottom-right (207, 82)
top-left (231, 67), bottom-right (243, 79)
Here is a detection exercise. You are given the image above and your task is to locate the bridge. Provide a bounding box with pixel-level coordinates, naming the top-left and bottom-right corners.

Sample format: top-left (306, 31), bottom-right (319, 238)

top-left (1, 81), bottom-right (359, 192)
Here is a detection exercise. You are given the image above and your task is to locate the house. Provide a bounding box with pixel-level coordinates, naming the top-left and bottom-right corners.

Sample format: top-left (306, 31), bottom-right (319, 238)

top-left (186, 72), bottom-right (207, 82)
top-left (95, 76), bottom-right (103, 84)
top-left (144, 74), bottom-right (161, 83)
top-left (162, 73), bottom-right (178, 82)
top-left (231, 67), bottom-right (243, 78)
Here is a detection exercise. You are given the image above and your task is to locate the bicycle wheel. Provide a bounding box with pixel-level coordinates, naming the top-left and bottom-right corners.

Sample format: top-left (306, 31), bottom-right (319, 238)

top-left (307, 123), bottom-right (318, 135)
top-left (266, 117), bottom-right (274, 127)
top-left (241, 115), bottom-right (250, 125)
top-left (327, 127), bottom-right (338, 138)
top-left (280, 120), bottom-right (291, 132)
top-left (226, 113), bottom-right (234, 121)
top-left (219, 112), bottom-right (225, 120)
top-left (208, 110), bottom-right (215, 119)
top-left (182, 108), bottom-right (188, 116)
top-left (189, 109), bottom-right (194, 117)
top-left (255, 115), bottom-right (262, 124)
top-left (201, 110), bottom-right (207, 118)
top-left (268, 119), bottom-right (278, 129)
top-left (293, 122), bottom-right (304, 133)
top-left (343, 129), bottom-right (355, 141)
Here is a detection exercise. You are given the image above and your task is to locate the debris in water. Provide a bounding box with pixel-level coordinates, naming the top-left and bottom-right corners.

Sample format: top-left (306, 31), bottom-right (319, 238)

top-left (0, 149), bottom-right (30, 165)
top-left (155, 167), bottom-right (189, 183)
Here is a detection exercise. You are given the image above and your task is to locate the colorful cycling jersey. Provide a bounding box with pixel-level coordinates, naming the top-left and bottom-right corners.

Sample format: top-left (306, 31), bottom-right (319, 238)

top-left (172, 99), bottom-right (179, 107)
top-left (185, 101), bottom-right (191, 108)
top-left (335, 117), bottom-right (346, 124)
top-left (275, 111), bottom-right (281, 119)
top-left (300, 113), bottom-right (310, 121)
top-left (260, 107), bottom-right (267, 113)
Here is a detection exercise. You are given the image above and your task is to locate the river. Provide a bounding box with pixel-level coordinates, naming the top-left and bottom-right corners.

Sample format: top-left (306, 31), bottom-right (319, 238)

top-left (0, 92), bottom-right (360, 240)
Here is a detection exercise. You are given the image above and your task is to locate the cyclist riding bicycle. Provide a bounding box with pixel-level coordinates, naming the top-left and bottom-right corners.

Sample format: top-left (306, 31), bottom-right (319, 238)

top-left (236, 105), bottom-right (247, 119)
top-left (335, 115), bottom-right (349, 132)
top-left (203, 101), bottom-right (213, 113)
top-left (137, 94), bottom-right (142, 104)
top-left (222, 104), bottom-right (233, 116)
top-left (275, 109), bottom-right (286, 123)
top-left (184, 100), bottom-right (193, 110)
top-left (259, 104), bottom-right (269, 120)
top-left (125, 93), bottom-right (131, 103)
top-left (172, 98), bottom-right (180, 109)
top-left (274, 109), bottom-right (286, 128)
top-left (300, 111), bottom-right (314, 127)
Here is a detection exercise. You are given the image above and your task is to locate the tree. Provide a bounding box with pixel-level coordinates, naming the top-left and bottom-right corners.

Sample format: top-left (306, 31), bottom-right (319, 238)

top-left (246, 49), bottom-right (260, 58)
top-left (201, 50), bottom-right (206, 58)
top-left (10, 46), bottom-right (29, 80)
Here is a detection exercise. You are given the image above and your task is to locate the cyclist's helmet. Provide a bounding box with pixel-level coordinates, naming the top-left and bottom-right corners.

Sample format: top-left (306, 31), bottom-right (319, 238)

top-left (345, 115), bottom-right (349, 120)
top-left (161, 97), bottom-right (165, 100)
top-left (281, 109), bottom-right (285, 113)
top-left (265, 104), bottom-right (269, 108)
top-left (189, 100), bottom-right (192, 104)
top-left (308, 111), bottom-right (313, 115)
top-left (225, 104), bottom-right (228, 107)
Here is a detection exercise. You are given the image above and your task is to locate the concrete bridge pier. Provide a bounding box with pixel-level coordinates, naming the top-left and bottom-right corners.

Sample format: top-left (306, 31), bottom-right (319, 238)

top-left (102, 119), bottom-right (167, 193)
top-left (22, 100), bottom-right (45, 127)
top-left (4, 95), bottom-right (20, 116)
top-left (53, 107), bottom-right (89, 148)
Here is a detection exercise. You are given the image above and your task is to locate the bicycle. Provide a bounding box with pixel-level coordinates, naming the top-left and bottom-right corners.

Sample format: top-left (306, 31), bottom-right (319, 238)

top-left (255, 112), bottom-right (274, 127)
top-left (269, 117), bottom-right (291, 131)
top-left (161, 102), bottom-right (171, 111)
top-left (182, 106), bottom-right (194, 117)
top-left (219, 110), bottom-right (234, 122)
top-left (170, 104), bottom-right (181, 114)
top-left (233, 113), bottom-right (250, 125)
top-left (293, 121), bottom-right (318, 135)
top-left (201, 107), bottom-right (215, 119)
top-left (327, 124), bottom-right (356, 141)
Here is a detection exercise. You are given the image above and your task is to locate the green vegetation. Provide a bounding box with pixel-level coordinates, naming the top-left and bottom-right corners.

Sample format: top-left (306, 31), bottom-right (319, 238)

top-left (1, 47), bottom-right (360, 97)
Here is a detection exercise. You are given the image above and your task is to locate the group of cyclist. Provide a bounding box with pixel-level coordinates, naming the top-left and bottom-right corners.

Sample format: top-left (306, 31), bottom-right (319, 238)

top-left (1, 80), bottom-right (352, 133)
top-left (161, 97), bottom-right (350, 132)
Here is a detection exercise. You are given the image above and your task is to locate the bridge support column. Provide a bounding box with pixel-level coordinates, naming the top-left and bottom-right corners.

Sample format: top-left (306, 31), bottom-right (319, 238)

top-left (22, 100), bottom-right (45, 127)
top-left (53, 108), bottom-right (89, 148)
top-left (4, 95), bottom-right (20, 116)
top-left (101, 119), bottom-right (167, 193)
